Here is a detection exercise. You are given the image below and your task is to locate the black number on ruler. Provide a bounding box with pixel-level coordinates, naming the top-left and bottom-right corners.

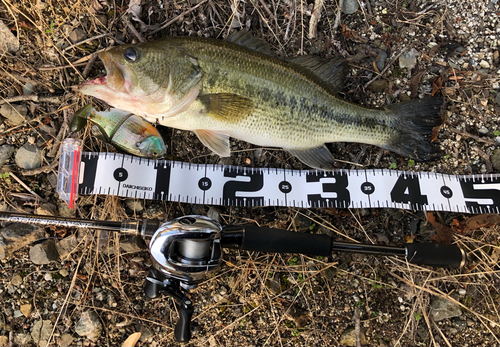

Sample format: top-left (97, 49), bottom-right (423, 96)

top-left (79, 154), bottom-right (99, 194)
top-left (153, 162), bottom-right (171, 200)
top-left (306, 172), bottom-right (350, 208)
top-left (459, 176), bottom-right (500, 213)
top-left (222, 168), bottom-right (264, 206)
top-left (390, 174), bottom-right (428, 207)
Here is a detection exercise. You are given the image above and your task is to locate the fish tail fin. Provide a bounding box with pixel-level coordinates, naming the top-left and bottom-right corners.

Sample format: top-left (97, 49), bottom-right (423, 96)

top-left (382, 97), bottom-right (445, 161)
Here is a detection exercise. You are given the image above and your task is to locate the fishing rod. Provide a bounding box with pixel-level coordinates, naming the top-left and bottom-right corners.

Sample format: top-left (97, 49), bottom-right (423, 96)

top-left (0, 211), bottom-right (466, 342)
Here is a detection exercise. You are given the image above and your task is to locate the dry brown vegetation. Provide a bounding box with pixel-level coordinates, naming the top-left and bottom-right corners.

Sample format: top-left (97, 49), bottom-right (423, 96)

top-left (0, 0), bottom-right (499, 346)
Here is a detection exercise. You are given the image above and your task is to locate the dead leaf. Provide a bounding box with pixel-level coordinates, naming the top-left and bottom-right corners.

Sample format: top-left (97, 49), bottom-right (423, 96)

top-left (122, 332), bottom-right (141, 347)
top-left (431, 76), bottom-right (442, 96)
top-left (427, 212), bottom-right (453, 244)
top-left (404, 235), bottom-right (416, 243)
top-left (410, 70), bottom-right (426, 99)
top-left (375, 233), bottom-right (390, 245)
top-left (451, 214), bottom-right (500, 234)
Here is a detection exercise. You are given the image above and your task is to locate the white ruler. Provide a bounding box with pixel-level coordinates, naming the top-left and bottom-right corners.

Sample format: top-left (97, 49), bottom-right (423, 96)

top-left (78, 152), bottom-right (500, 214)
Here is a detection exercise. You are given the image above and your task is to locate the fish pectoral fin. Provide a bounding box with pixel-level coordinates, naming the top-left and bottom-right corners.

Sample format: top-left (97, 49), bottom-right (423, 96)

top-left (199, 93), bottom-right (253, 122)
top-left (194, 130), bottom-right (231, 157)
top-left (289, 56), bottom-right (348, 94)
top-left (287, 145), bottom-right (336, 170)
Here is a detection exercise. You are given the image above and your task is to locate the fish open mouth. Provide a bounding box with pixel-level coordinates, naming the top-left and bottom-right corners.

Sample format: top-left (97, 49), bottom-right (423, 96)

top-left (79, 51), bottom-right (134, 94)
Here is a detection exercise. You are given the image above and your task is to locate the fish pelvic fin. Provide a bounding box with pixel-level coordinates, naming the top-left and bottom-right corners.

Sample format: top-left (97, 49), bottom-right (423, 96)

top-left (382, 97), bottom-right (445, 161)
top-left (199, 93), bottom-right (253, 122)
top-left (194, 130), bottom-right (231, 157)
top-left (288, 145), bottom-right (336, 170)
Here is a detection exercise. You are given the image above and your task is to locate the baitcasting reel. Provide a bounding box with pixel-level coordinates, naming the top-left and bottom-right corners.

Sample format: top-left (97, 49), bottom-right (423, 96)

top-left (144, 216), bottom-right (223, 342)
top-left (0, 212), bottom-right (466, 343)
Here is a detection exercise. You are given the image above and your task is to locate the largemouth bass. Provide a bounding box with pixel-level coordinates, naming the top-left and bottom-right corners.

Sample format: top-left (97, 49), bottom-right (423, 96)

top-left (79, 31), bottom-right (444, 169)
top-left (71, 105), bottom-right (167, 158)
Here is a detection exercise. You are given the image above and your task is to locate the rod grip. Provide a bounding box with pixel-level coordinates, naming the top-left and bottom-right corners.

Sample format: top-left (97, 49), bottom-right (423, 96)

top-left (241, 226), bottom-right (332, 256)
top-left (405, 243), bottom-right (466, 269)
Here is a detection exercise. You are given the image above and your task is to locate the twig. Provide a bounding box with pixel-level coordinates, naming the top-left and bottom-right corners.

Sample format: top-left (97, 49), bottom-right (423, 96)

top-left (8, 171), bottom-right (44, 200)
top-left (308, 0), bottom-right (324, 39)
top-left (62, 33), bottom-right (110, 52)
top-left (82, 53), bottom-right (98, 79)
top-left (48, 121), bottom-right (69, 158)
top-left (0, 94), bottom-right (61, 106)
top-left (472, 146), bottom-right (494, 172)
top-left (37, 62), bottom-right (88, 71)
top-left (122, 14), bottom-right (145, 43)
top-left (19, 159), bottom-right (59, 176)
top-left (449, 127), bottom-right (499, 145)
top-left (354, 306), bottom-right (361, 347)
top-left (258, 0), bottom-right (273, 17)
top-left (333, 0), bottom-right (344, 31)
top-left (364, 50), bottom-right (404, 88)
top-left (149, 0), bottom-right (209, 35)
top-left (0, 71), bottom-right (39, 86)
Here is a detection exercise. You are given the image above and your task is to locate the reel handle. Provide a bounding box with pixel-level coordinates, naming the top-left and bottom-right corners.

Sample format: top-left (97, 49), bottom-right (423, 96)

top-left (174, 299), bottom-right (194, 343)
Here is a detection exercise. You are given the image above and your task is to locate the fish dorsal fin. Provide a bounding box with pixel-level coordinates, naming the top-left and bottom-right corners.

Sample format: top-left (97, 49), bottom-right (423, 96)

top-left (227, 31), bottom-right (276, 56)
top-left (290, 55), bottom-right (348, 94)
top-left (199, 93), bottom-right (253, 122)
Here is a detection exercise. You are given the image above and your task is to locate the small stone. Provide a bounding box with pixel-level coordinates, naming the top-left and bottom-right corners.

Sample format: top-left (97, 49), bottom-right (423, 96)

top-left (0, 145), bottom-right (15, 166)
top-left (31, 320), bottom-right (53, 347)
top-left (458, 288), bottom-right (466, 296)
top-left (55, 234), bottom-right (78, 258)
top-left (478, 127), bottom-right (489, 135)
top-left (0, 223), bottom-right (46, 260)
top-left (494, 92), bottom-right (500, 106)
top-left (119, 235), bottom-right (145, 253)
top-left (494, 51), bottom-right (499, 60)
top-left (341, 0), bottom-right (359, 14)
top-left (15, 333), bottom-right (32, 345)
top-left (20, 303), bottom-right (32, 317)
top-left (369, 79), bottom-right (388, 93)
top-left (375, 50), bottom-right (388, 71)
top-left (491, 149), bottom-right (500, 171)
top-left (15, 143), bottom-right (44, 170)
top-left (35, 203), bottom-right (58, 216)
top-left (57, 202), bottom-right (74, 217)
top-left (59, 333), bottom-right (74, 346)
top-left (68, 28), bottom-right (87, 44)
top-left (0, 20), bottom-right (19, 53)
top-left (207, 207), bottom-right (222, 223)
top-left (14, 310), bottom-right (23, 318)
top-left (75, 311), bottom-right (102, 341)
top-left (0, 103), bottom-right (27, 126)
top-left (339, 326), bottom-right (368, 346)
top-left (479, 60), bottom-right (490, 69)
top-left (399, 48), bottom-right (419, 69)
top-left (29, 240), bottom-right (59, 265)
top-left (59, 269), bottom-right (69, 277)
top-left (125, 199), bottom-right (143, 212)
top-left (11, 273), bottom-right (23, 286)
top-left (429, 296), bottom-right (462, 321)
top-left (95, 15), bottom-right (108, 27)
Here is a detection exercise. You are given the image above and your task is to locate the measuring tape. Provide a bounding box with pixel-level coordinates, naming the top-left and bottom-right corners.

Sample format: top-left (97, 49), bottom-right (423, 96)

top-left (57, 145), bottom-right (500, 213)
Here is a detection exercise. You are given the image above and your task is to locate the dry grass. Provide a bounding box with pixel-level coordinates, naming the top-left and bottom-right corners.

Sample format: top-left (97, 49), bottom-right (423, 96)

top-left (0, 0), bottom-right (499, 346)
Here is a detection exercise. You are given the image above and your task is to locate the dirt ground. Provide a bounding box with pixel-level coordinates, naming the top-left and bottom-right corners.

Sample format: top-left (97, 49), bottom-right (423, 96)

top-left (0, 0), bottom-right (499, 346)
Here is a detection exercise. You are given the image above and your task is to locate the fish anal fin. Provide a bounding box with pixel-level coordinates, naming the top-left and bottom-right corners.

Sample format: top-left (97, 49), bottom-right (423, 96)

top-left (288, 145), bottom-right (336, 170)
top-left (290, 55), bottom-right (348, 94)
top-left (227, 31), bottom-right (277, 56)
top-left (194, 130), bottom-right (231, 157)
top-left (199, 93), bottom-right (253, 122)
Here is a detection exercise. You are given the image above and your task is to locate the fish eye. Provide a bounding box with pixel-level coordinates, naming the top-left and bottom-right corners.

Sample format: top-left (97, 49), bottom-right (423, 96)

top-left (124, 48), bottom-right (138, 62)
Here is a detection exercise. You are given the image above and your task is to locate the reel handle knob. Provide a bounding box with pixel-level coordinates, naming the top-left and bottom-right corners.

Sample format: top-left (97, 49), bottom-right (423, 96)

top-left (174, 299), bottom-right (194, 342)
